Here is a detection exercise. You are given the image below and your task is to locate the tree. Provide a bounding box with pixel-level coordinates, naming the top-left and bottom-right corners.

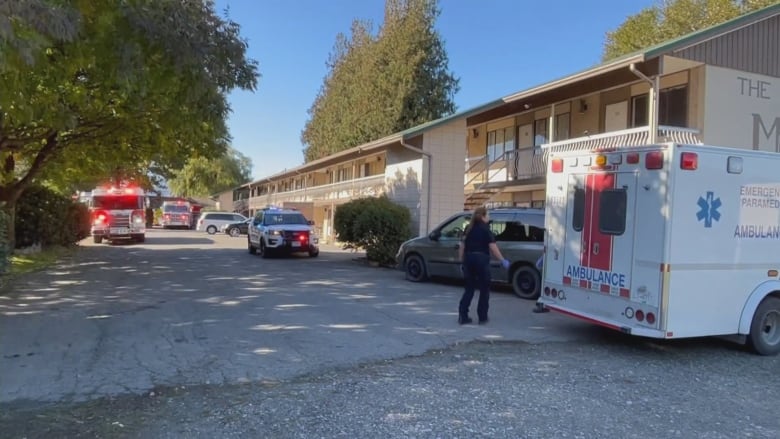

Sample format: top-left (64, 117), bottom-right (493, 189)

top-left (167, 148), bottom-right (253, 198)
top-left (603, 0), bottom-right (777, 61)
top-left (0, 0), bottom-right (259, 248)
top-left (301, 0), bottom-right (459, 162)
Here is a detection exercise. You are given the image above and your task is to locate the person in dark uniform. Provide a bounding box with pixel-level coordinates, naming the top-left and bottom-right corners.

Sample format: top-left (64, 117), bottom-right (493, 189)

top-left (457, 206), bottom-right (510, 325)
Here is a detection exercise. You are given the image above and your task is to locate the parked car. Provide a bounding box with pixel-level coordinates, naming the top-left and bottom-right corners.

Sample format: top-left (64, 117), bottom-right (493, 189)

top-left (223, 218), bottom-right (251, 237)
top-left (196, 211), bottom-right (247, 235)
top-left (395, 207), bottom-right (545, 300)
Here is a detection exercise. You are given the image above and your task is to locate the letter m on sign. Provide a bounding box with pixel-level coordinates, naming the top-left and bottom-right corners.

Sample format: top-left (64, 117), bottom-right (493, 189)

top-left (752, 114), bottom-right (780, 152)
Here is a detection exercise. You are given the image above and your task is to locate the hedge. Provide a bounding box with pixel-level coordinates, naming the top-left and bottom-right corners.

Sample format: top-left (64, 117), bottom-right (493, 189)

top-left (334, 196), bottom-right (412, 266)
top-left (15, 186), bottom-right (91, 249)
top-left (0, 208), bottom-right (9, 275)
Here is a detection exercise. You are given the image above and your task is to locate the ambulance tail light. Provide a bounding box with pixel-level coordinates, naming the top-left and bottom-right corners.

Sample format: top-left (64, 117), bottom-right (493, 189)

top-left (551, 158), bottom-right (563, 173)
top-left (646, 312), bottom-right (656, 325)
top-left (626, 153), bottom-right (640, 164)
top-left (645, 151), bottom-right (664, 169)
top-left (680, 152), bottom-right (698, 170)
top-left (635, 310), bottom-right (645, 322)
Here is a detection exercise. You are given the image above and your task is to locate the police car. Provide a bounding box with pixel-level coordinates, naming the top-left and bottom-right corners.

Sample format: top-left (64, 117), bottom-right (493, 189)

top-left (247, 207), bottom-right (319, 258)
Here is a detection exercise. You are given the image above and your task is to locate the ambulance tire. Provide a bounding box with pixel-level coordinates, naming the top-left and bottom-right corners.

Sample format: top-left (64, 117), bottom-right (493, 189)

top-left (511, 266), bottom-right (541, 300)
top-left (93, 236), bottom-right (103, 244)
top-left (747, 296), bottom-right (780, 356)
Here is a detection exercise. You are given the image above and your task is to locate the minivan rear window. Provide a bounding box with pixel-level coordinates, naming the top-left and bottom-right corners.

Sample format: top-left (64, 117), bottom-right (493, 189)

top-left (599, 189), bottom-right (627, 235)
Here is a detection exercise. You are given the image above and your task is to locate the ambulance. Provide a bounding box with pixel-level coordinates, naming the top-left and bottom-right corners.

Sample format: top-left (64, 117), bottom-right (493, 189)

top-left (538, 142), bottom-right (780, 355)
top-left (88, 185), bottom-right (147, 244)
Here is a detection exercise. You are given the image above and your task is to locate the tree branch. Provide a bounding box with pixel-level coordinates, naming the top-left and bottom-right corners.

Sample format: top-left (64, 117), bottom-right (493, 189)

top-left (10, 130), bottom-right (60, 200)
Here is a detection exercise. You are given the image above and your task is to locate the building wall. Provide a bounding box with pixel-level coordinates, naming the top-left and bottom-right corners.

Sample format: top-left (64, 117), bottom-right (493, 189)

top-left (702, 65), bottom-right (780, 151)
top-left (384, 145), bottom-right (425, 236)
top-left (423, 118), bottom-right (468, 232)
top-left (215, 191), bottom-right (233, 212)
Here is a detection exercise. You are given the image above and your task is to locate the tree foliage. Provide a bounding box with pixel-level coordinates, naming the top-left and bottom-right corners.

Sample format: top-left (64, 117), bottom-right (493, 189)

top-left (301, 0), bottom-right (459, 162)
top-left (603, 0), bottom-right (777, 61)
top-left (0, 0), bottom-right (259, 247)
top-left (167, 147), bottom-right (253, 198)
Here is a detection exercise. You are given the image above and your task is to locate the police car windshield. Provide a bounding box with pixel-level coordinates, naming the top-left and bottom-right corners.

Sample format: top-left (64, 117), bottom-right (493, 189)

top-left (163, 205), bottom-right (189, 213)
top-left (92, 195), bottom-right (142, 210)
top-left (264, 213), bottom-right (308, 225)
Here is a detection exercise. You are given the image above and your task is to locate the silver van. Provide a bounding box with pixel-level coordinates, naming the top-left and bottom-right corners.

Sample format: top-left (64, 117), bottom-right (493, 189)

top-left (196, 211), bottom-right (247, 235)
top-left (395, 208), bottom-right (545, 300)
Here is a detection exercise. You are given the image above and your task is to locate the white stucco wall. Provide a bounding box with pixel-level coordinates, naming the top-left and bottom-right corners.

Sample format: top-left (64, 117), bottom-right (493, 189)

top-left (385, 146), bottom-right (425, 236)
top-left (702, 66), bottom-right (780, 152)
top-left (422, 118), bottom-right (467, 232)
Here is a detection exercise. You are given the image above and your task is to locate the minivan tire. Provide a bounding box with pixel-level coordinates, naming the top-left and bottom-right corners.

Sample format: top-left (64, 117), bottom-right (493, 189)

top-left (404, 254), bottom-right (427, 282)
top-left (511, 266), bottom-right (541, 300)
top-left (206, 225), bottom-right (217, 235)
top-left (229, 227), bottom-right (241, 237)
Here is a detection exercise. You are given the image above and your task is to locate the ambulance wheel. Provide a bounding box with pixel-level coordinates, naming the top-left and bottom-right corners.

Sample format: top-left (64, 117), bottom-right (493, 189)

top-left (404, 254), bottom-right (427, 282)
top-left (747, 296), bottom-right (780, 356)
top-left (93, 236), bottom-right (103, 244)
top-left (248, 238), bottom-right (257, 255)
top-left (309, 249), bottom-right (319, 258)
top-left (511, 266), bottom-right (541, 300)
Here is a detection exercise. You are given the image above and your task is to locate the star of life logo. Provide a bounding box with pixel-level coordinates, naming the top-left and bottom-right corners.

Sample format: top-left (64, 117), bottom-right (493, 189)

top-left (696, 191), bottom-right (721, 228)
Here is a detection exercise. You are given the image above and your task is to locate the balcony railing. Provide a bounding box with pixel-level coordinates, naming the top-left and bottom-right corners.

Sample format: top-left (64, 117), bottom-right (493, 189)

top-left (465, 125), bottom-right (702, 191)
top-left (248, 174), bottom-right (386, 208)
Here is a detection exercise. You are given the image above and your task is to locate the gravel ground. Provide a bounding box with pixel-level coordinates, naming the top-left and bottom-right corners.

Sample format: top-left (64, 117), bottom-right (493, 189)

top-left (3, 333), bottom-right (779, 439)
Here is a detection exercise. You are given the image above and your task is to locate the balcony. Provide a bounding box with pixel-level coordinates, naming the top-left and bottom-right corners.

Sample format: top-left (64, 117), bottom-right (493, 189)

top-left (466, 125), bottom-right (702, 189)
top-left (249, 174), bottom-right (386, 209)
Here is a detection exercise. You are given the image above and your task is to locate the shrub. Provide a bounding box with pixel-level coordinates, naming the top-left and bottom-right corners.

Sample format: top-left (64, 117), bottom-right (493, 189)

top-left (334, 196), bottom-right (412, 266)
top-left (0, 208), bottom-right (9, 274)
top-left (15, 186), bottom-right (91, 249)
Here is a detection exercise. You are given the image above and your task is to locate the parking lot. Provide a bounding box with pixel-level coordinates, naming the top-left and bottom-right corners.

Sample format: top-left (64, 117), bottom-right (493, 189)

top-left (2, 228), bottom-right (779, 437)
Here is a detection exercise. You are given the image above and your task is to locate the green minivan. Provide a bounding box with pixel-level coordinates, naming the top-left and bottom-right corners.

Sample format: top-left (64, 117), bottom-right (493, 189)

top-left (395, 208), bottom-right (545, 300)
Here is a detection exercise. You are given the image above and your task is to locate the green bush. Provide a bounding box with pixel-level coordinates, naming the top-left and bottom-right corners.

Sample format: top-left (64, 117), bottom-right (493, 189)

top-left (334, 196), bottom-right (412, 266)
top-left (15, 186), bottom-right (91, 249)
top-left (0, 208), bottom-right (9, 274)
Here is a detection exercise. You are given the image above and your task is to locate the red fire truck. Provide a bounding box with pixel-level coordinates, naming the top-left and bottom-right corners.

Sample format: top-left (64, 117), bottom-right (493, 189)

top-left (88, 185), bottom-right (147, 244)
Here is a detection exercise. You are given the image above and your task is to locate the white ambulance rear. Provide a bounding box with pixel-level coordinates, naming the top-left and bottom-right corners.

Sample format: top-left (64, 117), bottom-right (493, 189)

top-left (539, 142), bottom-right (780, 355)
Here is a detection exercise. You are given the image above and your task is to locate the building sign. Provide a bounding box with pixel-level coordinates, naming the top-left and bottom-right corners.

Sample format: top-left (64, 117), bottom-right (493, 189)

top-left (703, 66), bottom-right (779, 152)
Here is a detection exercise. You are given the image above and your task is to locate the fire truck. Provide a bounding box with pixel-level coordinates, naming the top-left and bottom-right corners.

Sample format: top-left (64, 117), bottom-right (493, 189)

top-left (161, 200), bottom-right (192, 229)
top-left (538, 142), bottom-right (780, 355)
top-left (88, 185), bottom-right (147, 244)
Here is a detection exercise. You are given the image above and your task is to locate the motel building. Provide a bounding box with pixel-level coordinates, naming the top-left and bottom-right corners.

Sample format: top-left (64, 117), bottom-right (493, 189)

top-left (232, 4), bottom-right (779, 243)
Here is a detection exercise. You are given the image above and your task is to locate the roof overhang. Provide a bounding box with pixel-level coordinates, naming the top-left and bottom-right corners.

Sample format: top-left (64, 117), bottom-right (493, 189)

top-left (467, 56), bottom-right (660, 126)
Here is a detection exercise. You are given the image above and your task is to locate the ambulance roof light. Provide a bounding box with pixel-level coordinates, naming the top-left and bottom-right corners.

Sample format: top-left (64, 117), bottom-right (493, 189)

top-left (645, 151), bottom-right (664, 170)
top-left (680, 152), bottom-right (698, 171)
top-left (551, 158), bottom-right (563, 173)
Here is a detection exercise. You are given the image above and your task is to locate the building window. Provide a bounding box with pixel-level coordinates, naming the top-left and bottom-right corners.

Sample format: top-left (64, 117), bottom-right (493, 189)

top-left (631, 85), bottom-right (688, 128)
top-left (487, 126), bottom-right (515, 162)
top-left (533, 118), bottom-right (547, 146)
top-left (360, 163), bottom-right (371, 177)
top-left (555, 113), bottom-right (570, 141)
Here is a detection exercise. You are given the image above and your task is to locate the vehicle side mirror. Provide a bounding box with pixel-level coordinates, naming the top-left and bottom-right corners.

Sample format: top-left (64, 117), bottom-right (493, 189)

top-left (429, 230), bottom-right (441, 241)
top-left (308, 220), bottom-right (314, 225)
top-left (252, 219), bottom-right (260, 226)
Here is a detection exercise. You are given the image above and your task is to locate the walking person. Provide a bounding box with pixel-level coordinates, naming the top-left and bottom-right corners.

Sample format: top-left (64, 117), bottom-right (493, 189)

top-left (457, 207), bottom-right (510, 325)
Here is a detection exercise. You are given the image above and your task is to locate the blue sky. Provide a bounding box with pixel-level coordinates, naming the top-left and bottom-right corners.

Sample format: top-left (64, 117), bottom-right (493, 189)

top-left (214, 0), bottom-right (653, 180)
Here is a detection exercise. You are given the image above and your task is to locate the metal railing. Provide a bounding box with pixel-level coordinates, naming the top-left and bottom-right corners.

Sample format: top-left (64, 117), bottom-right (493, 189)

top-left (248, 174), bottom-right (386, 209)
top-left (465, 125), bottom-right (703, 192)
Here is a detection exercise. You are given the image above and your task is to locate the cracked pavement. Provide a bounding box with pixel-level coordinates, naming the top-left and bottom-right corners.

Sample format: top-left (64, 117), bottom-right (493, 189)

top-left (0, 229), bottom-right (591, 404)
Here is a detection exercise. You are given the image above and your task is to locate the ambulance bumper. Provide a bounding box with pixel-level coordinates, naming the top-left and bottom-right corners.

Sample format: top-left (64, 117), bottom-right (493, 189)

top-left (538, 301), bottom-right (668, 339)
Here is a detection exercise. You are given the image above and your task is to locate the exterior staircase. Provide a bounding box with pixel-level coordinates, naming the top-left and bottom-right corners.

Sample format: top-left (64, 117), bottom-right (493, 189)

top-left (464, 186), bottom-right (502, 210)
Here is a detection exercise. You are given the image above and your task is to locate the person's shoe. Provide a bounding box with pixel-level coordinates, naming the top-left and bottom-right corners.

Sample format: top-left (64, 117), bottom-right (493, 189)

top-left (458, 316), bottom-right (473, 325)
top-left (478, 318), bottom-right (489, 325)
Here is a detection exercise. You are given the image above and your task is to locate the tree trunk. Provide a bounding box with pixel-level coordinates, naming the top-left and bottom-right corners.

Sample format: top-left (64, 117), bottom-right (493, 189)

top-left (0, 192), bottom-right (19, 252)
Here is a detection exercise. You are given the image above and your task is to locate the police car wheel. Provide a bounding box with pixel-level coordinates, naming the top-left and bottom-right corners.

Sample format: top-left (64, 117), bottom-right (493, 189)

top-left (260, 241), bottom-right (270, 258)
top-left (511, 266), bottom-right (541, 300)
top-left (229, 227), bottom-right (241, 237)
top-left (748, 296), bottom-right (780, 356)
top-left (404, 254), bottom-right (427, 282)
top-left (247, 238), bottom-right (257, 254)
